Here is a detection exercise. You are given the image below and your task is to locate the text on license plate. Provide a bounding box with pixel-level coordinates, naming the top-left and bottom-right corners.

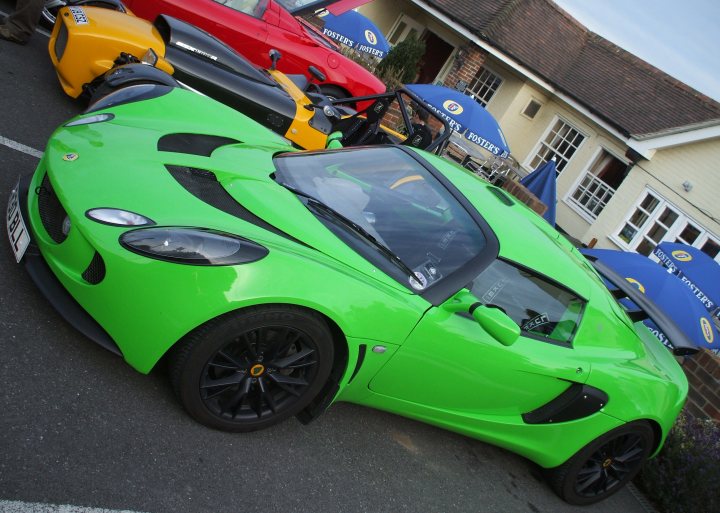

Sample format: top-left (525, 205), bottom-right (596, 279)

top-left (7, 184), bottom-right (30, 262)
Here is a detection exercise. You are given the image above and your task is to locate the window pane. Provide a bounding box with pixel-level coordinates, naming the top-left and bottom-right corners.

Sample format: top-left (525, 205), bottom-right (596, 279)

top-left (637, 238), bottom-right (654, 256)
top-left (647, 223), bottom-right (667, 242)
top-left (678, 223), bottom-right (701, 244)
top-left (702, 239), bottom-right (720, 259)
top-left (531, 119), bottom-right (584, 176)
top-left (640, 194), bottom-right (660, 211)
top-left (629, 209), bottom-right (649, 227)
top-left (617, 189), bottom-right (716, 258)
top-left (223, 0), bottom-right (262, 16)
top-left (619, 223), bottom-right (637, 243)
top-left (469, 259), bottom-right (584, 344)
top-left (389, 21), bottom-right (406, 44)
top-left (657, 208), bottom-right (678, 227)
top-left (523, 100), bottom-right (541, 118)
top-left (467, 68), bottom-right (503, 107)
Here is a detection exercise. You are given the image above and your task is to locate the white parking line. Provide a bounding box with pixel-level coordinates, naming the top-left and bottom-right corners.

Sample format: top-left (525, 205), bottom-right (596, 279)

top-left (0, 135), bottom-right (43, 159)
top-left (0, 500), bottom-right (148, 513)
top-left (0, 8), bottom-right (49, 160)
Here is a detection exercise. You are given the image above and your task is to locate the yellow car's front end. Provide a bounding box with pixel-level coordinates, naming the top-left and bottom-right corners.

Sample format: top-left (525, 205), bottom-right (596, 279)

top-left (49, 6), bottom-right (169, 98)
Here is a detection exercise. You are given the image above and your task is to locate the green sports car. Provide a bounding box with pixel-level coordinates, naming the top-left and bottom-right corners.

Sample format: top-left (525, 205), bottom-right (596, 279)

top-left (7, 84), bottom-right (691, 505)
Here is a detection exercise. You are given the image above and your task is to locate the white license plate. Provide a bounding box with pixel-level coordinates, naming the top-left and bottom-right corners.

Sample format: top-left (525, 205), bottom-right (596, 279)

top-left (7, 182), bottom-right (30, 262)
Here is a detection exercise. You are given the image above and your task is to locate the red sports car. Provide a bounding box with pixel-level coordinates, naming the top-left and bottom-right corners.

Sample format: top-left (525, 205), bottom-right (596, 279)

top-left (121, 0), bottom-right (385, 99)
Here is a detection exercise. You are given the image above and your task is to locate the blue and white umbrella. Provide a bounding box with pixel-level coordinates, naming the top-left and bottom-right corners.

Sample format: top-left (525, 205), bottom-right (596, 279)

top-left (320, 10), bottom-right (390, 59)
top-left (581, 248), bottom-right (718, 351)
top-left (653, 242), bottom-right (720, 316)
top-left (404, 84), bottom-right (510, 158)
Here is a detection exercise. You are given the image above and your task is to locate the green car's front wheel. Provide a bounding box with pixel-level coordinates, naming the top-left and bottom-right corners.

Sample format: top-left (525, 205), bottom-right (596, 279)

top-left (547, 421), bottom-right (654, 505)
top-left (170, 306), bottom-right (334, 432)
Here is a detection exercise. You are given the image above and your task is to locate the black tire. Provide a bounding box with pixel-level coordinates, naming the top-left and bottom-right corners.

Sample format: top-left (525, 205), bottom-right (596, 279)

top-left (546, 421), bottom-right (654, 505)
top-left (169, 306), bottom-right (334, 432)
top-left (318, 84), bottom-right (348, 101)
top-left (40, 0), bottom-right (66, 29)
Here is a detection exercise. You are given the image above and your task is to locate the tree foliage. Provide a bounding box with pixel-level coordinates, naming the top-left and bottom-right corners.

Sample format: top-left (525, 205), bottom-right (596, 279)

top-left (375, 35), bottom-right (426, 88)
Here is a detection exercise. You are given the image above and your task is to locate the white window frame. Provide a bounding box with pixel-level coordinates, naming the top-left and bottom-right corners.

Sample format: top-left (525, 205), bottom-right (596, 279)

top-left (611, 187), bottom-right (720, 263)
top-left (521, 97), bottom-right (543, 120)
top-left (565, 147), bottom-right (626, 223)
top-left (524, 116), bottom-right (587, 174)
top-left (387, 14), bottom-right (423, 46)
top-left (465, 66), bottom-right (503, 107)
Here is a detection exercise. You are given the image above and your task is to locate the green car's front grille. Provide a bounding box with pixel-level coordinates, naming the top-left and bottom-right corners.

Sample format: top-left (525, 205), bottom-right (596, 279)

top-left (54, 21), bottom-right (68, 62)
top-left (37, 173), bottom-right (68, 244)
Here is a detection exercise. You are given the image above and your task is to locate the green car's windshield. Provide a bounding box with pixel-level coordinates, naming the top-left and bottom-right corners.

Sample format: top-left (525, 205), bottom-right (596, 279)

top-left (274, 147), bottom-right (487, 291)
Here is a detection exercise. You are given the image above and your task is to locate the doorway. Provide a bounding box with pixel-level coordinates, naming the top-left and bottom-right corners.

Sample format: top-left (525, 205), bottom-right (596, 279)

top-left (416, 31), bottom-right (454, 84)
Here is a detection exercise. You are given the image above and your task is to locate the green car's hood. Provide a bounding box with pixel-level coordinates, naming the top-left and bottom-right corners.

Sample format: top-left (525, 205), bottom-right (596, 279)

top-left (46, 88), bottom-right (412, 294)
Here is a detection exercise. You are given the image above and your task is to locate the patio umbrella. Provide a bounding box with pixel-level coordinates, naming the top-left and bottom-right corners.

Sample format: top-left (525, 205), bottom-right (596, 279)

top-left (404, 84), bottom-right (510, 158)
top-left (581, 248), bottom-right (718, 352)
top-left (320, 10), bottom-right (390, 59)
top-left (653, 242), bottom-right (720, 315)
top-left (519, 158), bottom-right (557, 225)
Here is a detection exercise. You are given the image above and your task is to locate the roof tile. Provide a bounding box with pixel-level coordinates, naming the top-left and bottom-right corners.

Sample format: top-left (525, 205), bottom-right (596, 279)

top-left (425, 0), bottom-right (720, 136)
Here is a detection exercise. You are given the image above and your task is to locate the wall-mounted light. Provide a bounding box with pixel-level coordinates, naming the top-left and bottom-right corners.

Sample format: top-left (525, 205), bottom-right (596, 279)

top-left (682, 180), bottom-right (693, 192)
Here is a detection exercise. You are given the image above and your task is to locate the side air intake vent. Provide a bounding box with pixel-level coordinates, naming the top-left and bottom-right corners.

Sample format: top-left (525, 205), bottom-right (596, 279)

top-left (158, 133), bottom-right (241, 157)
top-left (165, 165), bottom-right (304, 245)
top-left (522, 383), bottom-right (608, 424)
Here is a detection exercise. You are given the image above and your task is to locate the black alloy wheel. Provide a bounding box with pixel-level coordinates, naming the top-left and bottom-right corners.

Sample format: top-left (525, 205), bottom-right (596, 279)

top-left (170, 306), bottom-right (334, 432)
top-left (547, 422), bottom-right (654, 505)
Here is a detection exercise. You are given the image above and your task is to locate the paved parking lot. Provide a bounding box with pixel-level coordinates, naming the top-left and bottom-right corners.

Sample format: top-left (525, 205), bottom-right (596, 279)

top-left (0, 4), bottom-right (654, 512)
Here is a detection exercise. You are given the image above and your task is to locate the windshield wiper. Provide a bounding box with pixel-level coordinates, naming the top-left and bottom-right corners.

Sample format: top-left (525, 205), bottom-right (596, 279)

top-left (281, 182), bottom-right (419, 285)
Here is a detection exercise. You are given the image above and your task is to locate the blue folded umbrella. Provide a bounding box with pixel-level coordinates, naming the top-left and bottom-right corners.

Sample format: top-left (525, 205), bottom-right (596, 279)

top-left (581, 248), bottom-right (718, 351)
top-left (654, 242), bottom-right (720, 315)
top-left (519, 159), bottom-right (557, 225)
top-left (320, 10), bottom-right (390, 59)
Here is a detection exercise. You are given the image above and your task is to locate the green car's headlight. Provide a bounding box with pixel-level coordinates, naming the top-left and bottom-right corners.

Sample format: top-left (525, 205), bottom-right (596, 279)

top-left (120, 227), bottom-right (268, 266)
top-left (65, 113), bottom-right (115, 127)
top-left (87, 208), bottom-right (154, 227)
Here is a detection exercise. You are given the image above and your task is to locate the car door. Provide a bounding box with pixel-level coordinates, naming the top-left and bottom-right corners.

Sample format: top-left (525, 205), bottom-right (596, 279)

top-left (369, 258), bottom-right (592, 417)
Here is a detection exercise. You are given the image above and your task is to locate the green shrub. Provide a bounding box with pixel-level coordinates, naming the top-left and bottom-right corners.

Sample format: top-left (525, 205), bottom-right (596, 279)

top-left (375, 35), bottom-right (426, 88)
top-left (635, 411), bottom-right (720, 513)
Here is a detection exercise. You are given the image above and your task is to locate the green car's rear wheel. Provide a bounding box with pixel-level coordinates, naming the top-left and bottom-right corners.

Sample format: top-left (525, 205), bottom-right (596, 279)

top-left (547, 421), bottom-right (654, 505)
top-left (170, 306), bottom-right (334, 432)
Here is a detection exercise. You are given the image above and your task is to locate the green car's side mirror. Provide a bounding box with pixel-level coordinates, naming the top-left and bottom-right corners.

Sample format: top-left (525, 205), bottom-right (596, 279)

top-left (470, 304), bottom-right (520, 347)
top-left (444, 290), bottom-right (520, 347)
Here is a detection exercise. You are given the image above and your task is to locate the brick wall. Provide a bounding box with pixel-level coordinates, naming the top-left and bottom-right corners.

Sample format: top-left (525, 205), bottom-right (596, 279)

top-left (441, 46), bottom-right (487, 91)
top-left (682, 349), bottom-right (720, 422)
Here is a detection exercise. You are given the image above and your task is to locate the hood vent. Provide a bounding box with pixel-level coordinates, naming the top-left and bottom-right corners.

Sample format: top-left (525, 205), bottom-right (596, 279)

top-left (166, 165), bottom-right (304, 245)
top-left (158, 133), bottom-right (241, 157)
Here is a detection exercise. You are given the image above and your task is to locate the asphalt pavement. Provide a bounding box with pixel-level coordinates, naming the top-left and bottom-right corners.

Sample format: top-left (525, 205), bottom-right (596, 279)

top-left (0, 4), bottom-right (656, 512)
